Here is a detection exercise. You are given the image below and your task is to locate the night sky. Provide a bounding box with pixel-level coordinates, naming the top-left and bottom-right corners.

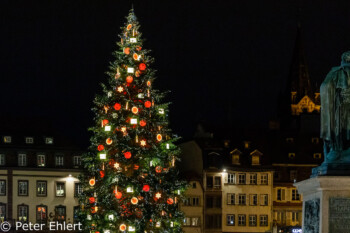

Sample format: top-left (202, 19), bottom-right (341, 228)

top-left (1, 0), bottom-right (350, 147)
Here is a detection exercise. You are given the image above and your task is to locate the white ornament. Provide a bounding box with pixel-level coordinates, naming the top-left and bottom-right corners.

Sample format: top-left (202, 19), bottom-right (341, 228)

top-left (127, 67), bottom-right (134, 73)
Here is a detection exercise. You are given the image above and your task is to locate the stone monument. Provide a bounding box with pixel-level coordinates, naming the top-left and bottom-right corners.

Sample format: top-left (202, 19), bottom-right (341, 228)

top-left (295, 51), bottom-right (350, 233)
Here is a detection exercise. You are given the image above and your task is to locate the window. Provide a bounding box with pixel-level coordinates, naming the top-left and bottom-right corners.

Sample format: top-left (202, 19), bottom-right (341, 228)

top-left (206, 176), bottom-right (213, 188)
top-left (25, 137), bottom-right (33, 144)
top-left (228, 173), bottom-right (235, 184)
top-left (214, 176), bottom-right (221, 188)
top-left (292, 189), bottom-right (300, 201)
top-left (55, 205), bottom-right (66, 222)
top-left (56, 182), bottom-right (65, 197)
top-left (0, 204), bottom-right (6, 221)
top-left (37, 155), bottom-right (46, 167)
top-left (238, 194), bottom-right (246, 205)
top-left (288, 153), bottom-right (296, 159)
top-left (277, 188), bottom-right (286, 201)
top-left (286, 137), bottom-right (294, 143)
top-left (250, 194), bottom-right (258, 206)
top-left (292, 211), bottom-right (300, 222)
top-left (238, 173), bottom-right (246, 184)
top-left (313, 153), bottom-right (322, 159)
top-left (0, 181), bottom-right (5, 196)
top-left (36, 205), bottom-right (47, 224)
top-left (250, 173), bottom-right (257, 184)
top-left (238, 215), bottom-right (246, 226)
top-left (192, 182), bottom-right (197, 189)
top-left (276, 211), bottom-right (284, 223)
top-left (227, 214), bottom-right (235, 226)
top-left (73, 206), bottom-right (80, 222)
top-left (260, 194), bottom-right (268, 206)
top-left (73, 156), bottom-right (82, 166)
top-left (311, 137), bottom-right (319, 144)
top-left (227, 193), bottom-right (235, 205)
top-left (37, 181), bottom-right (47, 196)
top-left (205, 215), bottom-right (221, 229)
top-left (183, 197), bottom-right (200, 206)
top-left (183, 217), bottom-right (191, 226)
top-left (249, 215), bottom-right (257, 226)
top-left (18, 205), bottom-right (28, 222)
top-left (260, 173), bottom-right (268, 185)
top-left (18, 181), bottom-right (28, 196)
top-left (290, 170), bottom-right (298, 181)
top-left (75, 183), bottom-right (83, 197)
top-left (45, 137), bottom-right (53, 144)
top-left (192, 197), bottom-right (199, 206)
top-left (260, 215), bottom-right (268, 226)
top-left (18, 154), bottom-right (27, 167)
top-left (0, 154), bottom-right (5, 166)
top-left (55, 155), bottom-right (64, 166)
top-left (191, 217), bottom-right (199, 226)
top-left (232, 154), bottom-right (240, 164)
top-left (3, 136), bottom-right (11, 143)
top-left (206, 196), bottom-right (221, 208)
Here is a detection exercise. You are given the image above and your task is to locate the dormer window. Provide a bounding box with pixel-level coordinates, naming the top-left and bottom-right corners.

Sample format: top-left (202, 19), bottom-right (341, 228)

top-left (230, 149), bottom-right (242, 165)
top-left (4, 136), bottom-right (11, 143)
top-left (250, 150), bottom-right (262, 166)
top-left (313, 153), bottom-right (322, 159)
top-left (288, 153), bottom-right (296, 159)
top-left (25, 137), bottom-right (34, 144)
top-left (311, 137), bottom-right (319, 144)
top-left (45, 137), bottom-right (53, 144)
top-left (244, 141), bottom-right (250, 149)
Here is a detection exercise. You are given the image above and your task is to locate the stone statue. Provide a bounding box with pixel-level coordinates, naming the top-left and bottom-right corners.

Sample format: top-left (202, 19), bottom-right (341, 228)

top-left (321, 51), bottom-right (350, 163)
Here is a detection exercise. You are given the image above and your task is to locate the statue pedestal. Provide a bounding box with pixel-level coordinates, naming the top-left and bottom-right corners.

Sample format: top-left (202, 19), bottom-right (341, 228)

top-left (311, 163), bottom-right (350, 176)
top-left (294, 176), bottom-right (350, 233)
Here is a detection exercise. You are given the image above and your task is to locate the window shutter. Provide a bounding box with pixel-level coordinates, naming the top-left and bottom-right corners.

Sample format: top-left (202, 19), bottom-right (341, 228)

top-left (282, 189), bottom-right (285, 201)
top-left (224, 173), bottom-right (228, 184)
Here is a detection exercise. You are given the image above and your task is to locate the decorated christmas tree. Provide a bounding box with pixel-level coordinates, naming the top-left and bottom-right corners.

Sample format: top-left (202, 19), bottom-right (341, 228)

top-left (78, 8), bottom-right (187, 233)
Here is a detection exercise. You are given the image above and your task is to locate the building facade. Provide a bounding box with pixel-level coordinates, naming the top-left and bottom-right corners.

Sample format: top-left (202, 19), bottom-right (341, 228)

top-left (0, 133), bottom-right (82, 228)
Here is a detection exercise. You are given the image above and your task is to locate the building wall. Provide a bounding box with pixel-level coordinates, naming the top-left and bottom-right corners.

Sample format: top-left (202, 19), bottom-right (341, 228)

top-left (181, 180), bottom-right (204, 233)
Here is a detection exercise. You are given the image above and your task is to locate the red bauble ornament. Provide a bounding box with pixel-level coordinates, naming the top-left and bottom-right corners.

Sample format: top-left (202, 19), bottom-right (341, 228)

top-left (126, 76), bottom-right (133, 83)
top-left (114, 103), bottom-right (121, 111)
top-left (124, 47), bottom-right (130, 54)
top-left (89, 178), bottom-right (96, 186)
top-left (131, 197), bottom-right (138, 205)
top-left (102, 119), bottom-right (109, 127)
top-left (140, 120), bottom-right (146, 127)
top-left (156, 134), bottom-right (162, 141)
top-left (106, 138), bottom-right (112, 145)
top-left (115, 191), bottom-right (122, 199)
top-left (136, 46), bottom-right (142, 51)
top-left (167, 198), bottom-right (174, 205)
top-left (131, 107), bottom-right (138, 114)
top-left (124, 151), bottom-right (132, 159)
top-left (89, 197), bottom-right (95, 203)
top-left (97, 145), bottom-right (104, 151)
top-left (155, 166), bottom-right (162, 173)
top-left (142, 185), bottom-right (150, 192)
top-left (100, 170), bottom-right (105, 178)
top-left (144, 101), bottom-right (151, 108)
top-left (139, 63), bottom-right (146, 71)
top-left (134, 164), bottom-right (139, 170)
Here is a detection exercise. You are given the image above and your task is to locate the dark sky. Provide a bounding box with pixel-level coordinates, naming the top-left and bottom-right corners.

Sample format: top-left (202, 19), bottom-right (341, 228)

top-left (1, 0), bottom-right (350, 147)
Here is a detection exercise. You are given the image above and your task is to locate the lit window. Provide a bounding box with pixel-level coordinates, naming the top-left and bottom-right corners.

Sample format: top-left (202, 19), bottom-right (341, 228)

top-left (183, 217), bottom-right (191, 226)
top-left (313, 153), bottom-right (322, 159)
top-left (288, 153), bottom-right (296, 159)
top-left (37, 181), bottom-right (47, 196)
top-left (238, 194), bottom-right (246, 205)
top-left (45, 137), bottom-right (53, 144)
top-left (260, 173), bottom-right (268, 185)
top-left (75, 183), bottom-right (83, 197)
top-left (249, 215), bottom-right (257, 226)
top-left (0, 154), bottom-right (5, 166)
top-left (73, 156), bottom-right (82, 166)
top-left (228, 173), bottom-right (235, 184)
top-left (36, 205), bottom-right (47, 224)
top-left (238, 174), bottom-right (246, 184)
top-left (191, 217), bottom-right (199, 226)
top-left (56, 182), bottom-right (65, 197)
top-left (18, 154), bottom-right (27, 167)
top-left (238, 215), bottom-right (246, 226)
top-left (311, 137), bottom-right (319, 144)
top-left (37, 155), bottom-right (46, 167)
top-left (227, 193), bottom-right (235, 205)
top-left (55, 155), bottom-right (64, 166)
top-left (0, 181), bottom-right (6, 196)
top-left (250, 194), bottom-right (258, 206)
top-left (18, 205), bottom-right (28, 222)
top-left (260, 215), bottom-right (268, 226)
top-left (55, 205), bottom-right (66, 222)
top-left (18, 181), bottom-right (28, 196)
top-left (3, 136), bottom-right (11, 143)
top-left (250, 174), bottom-right (257, 184)
top-left (0, 204), bottom-right (5, 221)
top-left (227, 214), bottom-right (235, 226)
top-left (25, 137), bottom-right (33, 144)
